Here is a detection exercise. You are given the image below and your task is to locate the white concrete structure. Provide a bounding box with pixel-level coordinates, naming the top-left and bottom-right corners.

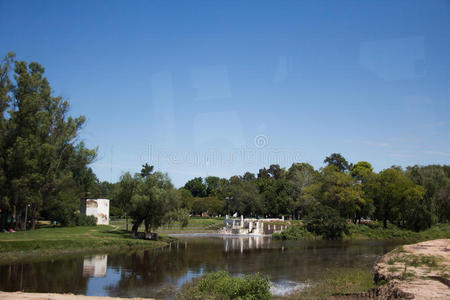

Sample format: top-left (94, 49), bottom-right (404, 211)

top-left (81, 199), bottom-right (110, 225)
top-left (221, 217), bottom-right (287, 235)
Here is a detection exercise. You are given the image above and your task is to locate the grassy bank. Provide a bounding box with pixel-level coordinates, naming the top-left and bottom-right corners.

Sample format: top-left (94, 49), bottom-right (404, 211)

top-left (273, 222), bottom-right (450, 241)
top-left (0, 225), bottom-right (173, 264)
top-left (347, 222), bottom-right (450, 240)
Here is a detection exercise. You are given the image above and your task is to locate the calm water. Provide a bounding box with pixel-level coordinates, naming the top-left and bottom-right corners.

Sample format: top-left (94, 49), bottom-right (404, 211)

top-left (0, 236), bottom-right (400, 299)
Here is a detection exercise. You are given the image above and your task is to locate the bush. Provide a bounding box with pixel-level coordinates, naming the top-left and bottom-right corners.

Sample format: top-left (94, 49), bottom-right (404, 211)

top-left (74, 214), bottom-right (97, 226)
top-left (178, 270), bottom-right (270, 300)
top-left (306, 205), bottom-right (349, 239)
top-left (273, 225), bottom-right (315, 240)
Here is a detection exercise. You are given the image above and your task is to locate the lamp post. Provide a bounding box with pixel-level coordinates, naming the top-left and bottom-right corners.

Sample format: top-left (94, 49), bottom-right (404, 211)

top-left (24, 204), bottom-right (30, 232)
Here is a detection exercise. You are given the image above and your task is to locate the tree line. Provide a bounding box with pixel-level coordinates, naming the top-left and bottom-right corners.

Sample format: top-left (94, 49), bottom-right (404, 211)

top-left (110, 154), bottom-right (449, 236)
top-left (176, 153), bottom-right (450, 232)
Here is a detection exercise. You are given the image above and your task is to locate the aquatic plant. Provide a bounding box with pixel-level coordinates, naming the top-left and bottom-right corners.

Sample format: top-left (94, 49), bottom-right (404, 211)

top-left (177, 270), bottom-right (271, 300)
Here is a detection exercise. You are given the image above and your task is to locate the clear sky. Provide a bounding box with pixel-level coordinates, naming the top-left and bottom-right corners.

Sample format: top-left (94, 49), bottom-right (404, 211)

top-left (1, 0), bottom-right (449, 187)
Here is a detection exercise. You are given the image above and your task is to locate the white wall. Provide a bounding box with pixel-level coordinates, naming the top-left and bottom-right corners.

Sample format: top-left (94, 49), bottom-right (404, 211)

top-left (84, 199), bottom-right (110, 225)
top-left (96, 199), bottom-right (110, 225)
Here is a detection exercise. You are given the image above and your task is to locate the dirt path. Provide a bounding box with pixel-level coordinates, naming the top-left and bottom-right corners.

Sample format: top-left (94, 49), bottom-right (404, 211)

top-left (0, 292), bottom-right (153, 300)
top-left (373, 239), bottom-right (450, 299)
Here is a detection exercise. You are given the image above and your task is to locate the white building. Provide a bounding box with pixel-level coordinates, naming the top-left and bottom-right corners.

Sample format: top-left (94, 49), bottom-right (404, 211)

top-left (81, 199), bottom-right (110, 225)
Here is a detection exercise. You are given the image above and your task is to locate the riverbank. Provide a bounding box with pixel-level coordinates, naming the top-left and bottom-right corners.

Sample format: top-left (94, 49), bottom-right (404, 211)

top-left (0, 292), bottom-right (153, 300)
top-left (372, 239), bottom-right (450, 299)
top-left (347, 222), bottom-right (450, 241)
top-left (273, 222), bottom-right (450, 241)
top-left (0, 226), bottom-right (173, 264)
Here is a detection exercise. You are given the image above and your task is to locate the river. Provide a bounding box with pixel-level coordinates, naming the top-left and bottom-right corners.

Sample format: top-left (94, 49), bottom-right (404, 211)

top-left (0, 235), bottom-right (401, 299)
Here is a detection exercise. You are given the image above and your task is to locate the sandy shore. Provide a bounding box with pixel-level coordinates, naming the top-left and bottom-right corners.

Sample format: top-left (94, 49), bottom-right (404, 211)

top-left (0, 292), bottom-right (153, 300)
top-left (373, 239), bottom-right (450, 299)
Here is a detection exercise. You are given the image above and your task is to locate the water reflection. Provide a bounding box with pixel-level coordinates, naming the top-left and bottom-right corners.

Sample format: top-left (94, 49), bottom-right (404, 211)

top-left (0, 258), bottom-right (88, 294)
top-left (0, 237), bottom-right (401, 299)
top-left (83, 255), bottom-right (107, 278)
top-left (223, 236), bottom-right (271, 253)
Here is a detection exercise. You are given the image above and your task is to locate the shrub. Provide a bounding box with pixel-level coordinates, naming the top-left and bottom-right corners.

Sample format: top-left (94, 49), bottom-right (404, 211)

top-left (178, 270), bottom-right (270, 300)
top-left (273, 225), bottom-right (315, 240)
top-left (74, 214), bottom-right (97, 226)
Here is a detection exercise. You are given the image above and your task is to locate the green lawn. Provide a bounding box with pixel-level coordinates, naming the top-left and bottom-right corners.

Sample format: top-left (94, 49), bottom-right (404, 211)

top-left (0, 225), bottom-right (171, 264)
top-left (347, 222), bottom-right (450, 241)
top-left (110, 216), bottom-right (225, 233)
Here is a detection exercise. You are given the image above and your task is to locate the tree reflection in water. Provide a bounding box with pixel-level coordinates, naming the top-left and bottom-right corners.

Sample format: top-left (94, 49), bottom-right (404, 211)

top-left (0, 257), bottom-right (89, 294)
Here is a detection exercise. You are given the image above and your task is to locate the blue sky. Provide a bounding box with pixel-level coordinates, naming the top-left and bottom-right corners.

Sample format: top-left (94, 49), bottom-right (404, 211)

top-left (1, 0), bottom-right (449, 186)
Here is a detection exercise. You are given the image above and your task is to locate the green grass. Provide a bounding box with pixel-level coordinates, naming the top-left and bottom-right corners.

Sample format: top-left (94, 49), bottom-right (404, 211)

top-left (347, 222), bottom-right (450, 241)
top-left (387, 253), bottom-right (443, 271)
top-left (401, 271), bottom-right (416, 280)
top-left (382, 245), bottom-right (450, 282)
top-left (388, 267), bottom-right (401, 273)
top-left (280, 268), bottom-right (375, 299)
top-left (110, 216), bottom-right (225, 233)
top-left (0, 225), bottom-right (172, 264)
top-left (407, 254), bottom-right (439, 268)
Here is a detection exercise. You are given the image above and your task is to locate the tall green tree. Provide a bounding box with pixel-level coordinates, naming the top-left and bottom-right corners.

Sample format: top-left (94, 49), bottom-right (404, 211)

top-left (1, 55), bottom-right (96, 229)
top-left (373, 167), bottom-right (426, 229)
top-left (140, 163), bottom-right (154, 178)
top-left (115, 172), bottom-right (140, 231)
top-left (0, 53), bottom-right (15, 228)
top-left (324, 153), bottom-right (351, 172)
top-left (184, 177), bottom-right (207, 197)
top-left (350, 161), bottom-right (376, 221)
top-left (222, 176), bottom-right (264, 216)
top-left (129, 172), bottom-right (175, 236)
top-left (406, 165), bottom-right (450, 223)
top-left (242, 172), bottom-right (256, 182)
top-left (287, 163), bottom-right (316, 219)
top-left (257, 177), bottom-right (291, 217)
top-left (205, 176), bottom-right (221, 196)
top-left (312, 165), bottom-right (366, 222)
